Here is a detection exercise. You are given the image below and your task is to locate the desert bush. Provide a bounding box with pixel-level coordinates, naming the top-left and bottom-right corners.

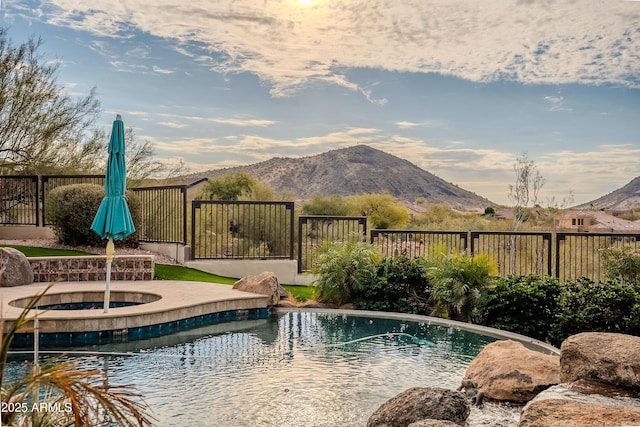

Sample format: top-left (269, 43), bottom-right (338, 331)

top-left (311, 239), bottom-right (381, 306)
top-left (352, 256), bottom-right (431, 314)
top-left (601, 245), bottom-right (640, 287)
top-left (550, 278), bottom-right (640, 346)
top-left (475, 275), bottom-right (563, 343)
top-left (426, 251), bottom-right (498, 322)
top-left (46, 183), bottom-right (140, 247)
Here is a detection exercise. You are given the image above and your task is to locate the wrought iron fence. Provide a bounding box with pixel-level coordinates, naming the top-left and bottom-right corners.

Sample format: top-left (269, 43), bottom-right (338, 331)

top-left (130, 185), bottom-right (187, 244)
top-left (471, 231), bottom-right (553, 277)
top-left (2, 180), bottom-right (640, 284)
top-left (191, 200), bottom-right (295, 260)
top-left (298, 216), bottom-right (367, 273)
top-left (371, 229), bottom-right (467, 259)
top-left (555, 232), bottom-right (640, 282)
top-left (0, 175), bottom-right (39, 225)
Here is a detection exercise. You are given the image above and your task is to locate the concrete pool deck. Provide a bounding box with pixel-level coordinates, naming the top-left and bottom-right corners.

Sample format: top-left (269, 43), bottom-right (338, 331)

top-left (0, 280), bottom-right (270, 334)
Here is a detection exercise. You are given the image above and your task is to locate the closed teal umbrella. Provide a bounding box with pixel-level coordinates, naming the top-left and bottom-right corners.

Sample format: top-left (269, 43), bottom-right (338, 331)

top-left (91, 114), bottom-right (135, 313)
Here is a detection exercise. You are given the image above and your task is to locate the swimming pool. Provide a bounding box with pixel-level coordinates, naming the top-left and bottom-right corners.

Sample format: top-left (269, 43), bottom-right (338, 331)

top-left (7, 310), bottom-right (497, 427)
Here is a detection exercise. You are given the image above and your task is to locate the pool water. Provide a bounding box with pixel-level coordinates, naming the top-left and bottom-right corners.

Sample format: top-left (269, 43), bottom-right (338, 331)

top-left (36, 301), bottom-right (141, 310)
top-left (6, 311), bottom-right (496, 427)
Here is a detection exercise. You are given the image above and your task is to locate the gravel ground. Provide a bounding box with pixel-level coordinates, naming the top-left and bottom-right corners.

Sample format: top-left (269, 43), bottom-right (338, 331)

top-left (0, 238), bottom-right (179, 265)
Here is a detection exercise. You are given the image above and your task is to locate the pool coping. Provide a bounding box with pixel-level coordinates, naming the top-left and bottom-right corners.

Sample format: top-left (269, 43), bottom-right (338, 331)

top-left (276, 307), bottom-right (560, 355)
top-left (0, 280), bottom-right (270, 334)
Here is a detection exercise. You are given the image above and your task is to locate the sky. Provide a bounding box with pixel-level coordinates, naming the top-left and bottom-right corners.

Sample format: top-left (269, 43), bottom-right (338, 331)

top-left (1, 0), bottom-right (639, 206)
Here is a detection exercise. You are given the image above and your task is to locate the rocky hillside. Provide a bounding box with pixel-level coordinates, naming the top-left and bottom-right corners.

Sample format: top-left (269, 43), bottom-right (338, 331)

top-left (575, 176), bottom-right (640, 210)
top-left (197, 145), bottom-right (494, 210)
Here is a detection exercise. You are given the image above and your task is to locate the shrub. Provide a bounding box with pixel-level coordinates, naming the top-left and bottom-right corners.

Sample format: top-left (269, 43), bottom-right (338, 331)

top-left (550, 278), bottom-right (640, 346)
top-left (475, 275), bottom-right (563, 343)
top-left (426, 251), bottom-right (497, 322)
top-left (601, 245), bottom-right (640, 287)
top-left (351, 256), bottom-right (431, 314)
top-left (311, 239), bottom-right (381, 306)
top-left (46, 183), bottom-right (141, 247)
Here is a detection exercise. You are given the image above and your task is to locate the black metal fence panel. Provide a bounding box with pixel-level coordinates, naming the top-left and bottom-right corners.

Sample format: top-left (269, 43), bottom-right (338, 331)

top-left (41, 175), bottom-right (104, 225)
top-left (371, 229), bottom-right (467, 259)
top-left (0, 175), bottom-right (39, 225)
top-left (130, 185), bottom-right (187, 244)
top-left (556, 232), bottom-right (640, 282)
top-left (298, 216), bottom-right (367, 273)
top-left (471, 231), bottom-right (553, 277)
top-left (192, 200), bottom-right (295, 260)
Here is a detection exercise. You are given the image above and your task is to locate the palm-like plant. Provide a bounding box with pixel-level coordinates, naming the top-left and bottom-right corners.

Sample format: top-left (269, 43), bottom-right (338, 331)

top-left (1, 285), bottom-right (154, 427)
top-left (427, 251), bottom-right (497, 323)
top-left (312, 238), bottom-right (381, 306)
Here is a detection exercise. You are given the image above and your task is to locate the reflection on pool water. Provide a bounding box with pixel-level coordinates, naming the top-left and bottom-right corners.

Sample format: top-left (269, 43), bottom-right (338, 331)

top-left (7, 311), bottom-right (496, 427)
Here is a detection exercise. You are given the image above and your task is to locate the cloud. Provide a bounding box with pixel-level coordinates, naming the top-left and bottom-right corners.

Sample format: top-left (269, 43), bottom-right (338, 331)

top-left (209, 117), bottom-right (276, 127)
top-left (396, 120), bottom-right (443, 129)
top-left (31, 0), bottom-right (640, 99)
top-left (152, 65), bottom-right (174, 74)
top-left (157, 121), bottom-right (187, 128)
top-left (544, 95), bottom-right (573, 112)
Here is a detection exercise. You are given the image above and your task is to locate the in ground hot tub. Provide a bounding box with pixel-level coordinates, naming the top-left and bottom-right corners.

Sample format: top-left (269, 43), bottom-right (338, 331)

top-left (10, 291), bottom-right (161, 311)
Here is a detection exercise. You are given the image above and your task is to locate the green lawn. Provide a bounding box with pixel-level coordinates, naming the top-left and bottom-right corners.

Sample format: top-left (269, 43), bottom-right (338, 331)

top-left (0, 245), bottom-right (94, 257)
top-left (2, 245), bottom-right (313, 302)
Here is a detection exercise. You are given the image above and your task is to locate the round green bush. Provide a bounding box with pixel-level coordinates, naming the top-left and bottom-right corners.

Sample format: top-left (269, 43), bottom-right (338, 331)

top-left (550, 278), bottom-right (640, 345)
top-left (352, 256), bottom-right (431, 314)
top-left (45, 183), bottom-right (141, 247)
top-left (474, 275), bottom-right (563, 343)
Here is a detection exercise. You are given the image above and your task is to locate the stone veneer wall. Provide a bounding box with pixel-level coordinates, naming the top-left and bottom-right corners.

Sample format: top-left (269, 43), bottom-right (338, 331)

top-left (29, 256), bottom-right (154, 283)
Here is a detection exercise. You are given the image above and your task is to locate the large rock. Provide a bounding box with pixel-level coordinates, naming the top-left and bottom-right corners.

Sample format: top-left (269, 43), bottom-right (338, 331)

top-left (463, 340), bottom-right (560, 403)
top-left (518, 381), bottom-right (640, 427)
top-left (0, 247), bottom-right (34, 287)
top-left (232, 271), bottom-right (288, 305)
top-left (560, 332), bottom-right (640, 390)
top-left (367, 387), bottom-right (470, 427)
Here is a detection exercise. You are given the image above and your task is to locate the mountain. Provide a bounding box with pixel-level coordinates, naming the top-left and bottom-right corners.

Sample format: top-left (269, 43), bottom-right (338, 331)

top-left (575, 176), bottom-right (640, 210)
top-left (197, 145), bottom-right (495, 210)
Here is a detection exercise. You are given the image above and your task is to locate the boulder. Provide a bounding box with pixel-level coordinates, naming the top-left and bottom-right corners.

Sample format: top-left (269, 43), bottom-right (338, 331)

top-left (0, 247), bottom-right (34, 287)
top-left (232, 271), bottom-right (288, 305)
top-left (463, 340), bottom-right (560, 402)
top-left (367, 387), bottom-right (470, 427)
top-left (519, 381), bottom-right (640, 427)
top-left (560, 332), bottom-right (640, 390)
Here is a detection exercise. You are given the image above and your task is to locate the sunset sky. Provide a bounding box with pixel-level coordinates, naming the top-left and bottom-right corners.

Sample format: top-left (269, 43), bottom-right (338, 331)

top-left (2, 0), bottom-right (639, 205)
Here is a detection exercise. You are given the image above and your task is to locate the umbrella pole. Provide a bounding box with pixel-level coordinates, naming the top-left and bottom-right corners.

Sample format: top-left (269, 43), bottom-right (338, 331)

top-left (104, 237), bottom-right (114, 313)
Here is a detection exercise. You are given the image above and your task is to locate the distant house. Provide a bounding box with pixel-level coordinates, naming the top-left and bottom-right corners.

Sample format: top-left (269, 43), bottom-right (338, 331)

top-left (557, 210), bottom-right (640, 233)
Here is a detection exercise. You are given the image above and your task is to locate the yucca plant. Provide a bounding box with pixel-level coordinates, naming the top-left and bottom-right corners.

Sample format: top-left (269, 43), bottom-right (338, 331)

top-left (426, 251), bottom-right (497, 323)
top-left (0, 284), bottom-right (154, 427)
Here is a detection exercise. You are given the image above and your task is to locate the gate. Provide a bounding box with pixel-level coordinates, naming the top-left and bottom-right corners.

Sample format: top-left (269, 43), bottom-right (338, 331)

top-left (191, 200), bottom-right (294, 260)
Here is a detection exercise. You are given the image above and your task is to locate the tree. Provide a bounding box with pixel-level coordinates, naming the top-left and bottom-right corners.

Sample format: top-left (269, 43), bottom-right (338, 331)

top-left (0, 29), bottom-right (104, 174)
top-left (345, 193), bottom-right (410, 229)
top-left (301, 193), bottom-right (350, 216)
top-left (198, 173), bottom-right (256, 200)
top-left (508, 153), bottom-right (545, 231)
top-left (506, 153), bottom-right (545, 274)
top-left (123, 128), bottom-right (189, 182)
